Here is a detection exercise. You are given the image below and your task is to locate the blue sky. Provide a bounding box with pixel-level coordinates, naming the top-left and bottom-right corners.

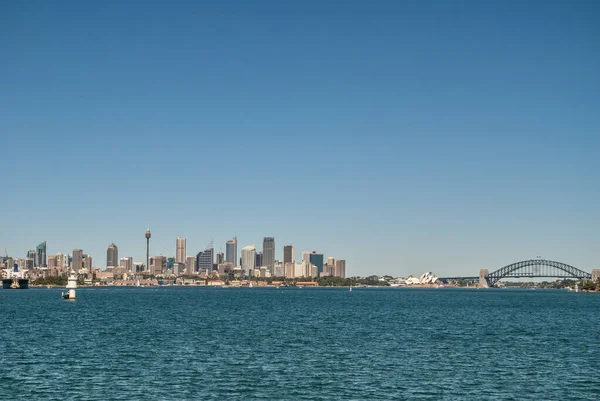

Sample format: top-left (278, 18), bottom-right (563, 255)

top-left (1, 0), bottom-right (599, 276)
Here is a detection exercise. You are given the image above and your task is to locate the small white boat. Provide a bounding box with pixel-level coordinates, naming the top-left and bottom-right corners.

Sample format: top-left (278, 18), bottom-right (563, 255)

top-left (349, 287), bottom-right (353, 292)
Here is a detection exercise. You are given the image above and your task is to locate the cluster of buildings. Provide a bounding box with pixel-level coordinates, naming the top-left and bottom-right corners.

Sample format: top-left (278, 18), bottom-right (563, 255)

top-left (1, 232), bottom-right (347, 283)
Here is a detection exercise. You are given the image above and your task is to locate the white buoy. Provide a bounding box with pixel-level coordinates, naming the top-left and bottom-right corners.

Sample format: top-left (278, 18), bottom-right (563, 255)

top-left (62, 270), bottom-right (77, 300)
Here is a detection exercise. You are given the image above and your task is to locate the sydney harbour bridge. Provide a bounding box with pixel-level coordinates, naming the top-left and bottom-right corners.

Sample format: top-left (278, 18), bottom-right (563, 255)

top-left (439, 259), bottom-right (599, 288)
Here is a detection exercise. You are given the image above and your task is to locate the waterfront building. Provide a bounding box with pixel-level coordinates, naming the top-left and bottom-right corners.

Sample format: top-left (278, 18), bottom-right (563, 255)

top-left (241, 245), bottom-right (256, 276)
top-left (150, 256), bottom-right (166, 276)
top-left (255, 252), bottom-right (263, 268)
top-left (216, 252), bottom-right (224, 265)
top-left (35, 242), bottom-right (47, 267)
top-left (309, 252), bottom-right (324, 276)
top-left (120, 257), bottom-right (133, 273)
top-left (196, 248), bottom-right (214, 275)
top-left (283, 245), bottom-right (294, 265)
top-left (226, 237), bottom-right (237, 265)
top-left (186, 256), bottom-right (195, 274)
top-left (335, 259), bottom-right (346, 279)
top-left (176, 237), bottom-right (186, 264)
top-left (72, 249), bottom-right (83, 272)
top-left (106, 243), bottom-right (118, 268)
top-left (263, 237), bottom-right (275, 270)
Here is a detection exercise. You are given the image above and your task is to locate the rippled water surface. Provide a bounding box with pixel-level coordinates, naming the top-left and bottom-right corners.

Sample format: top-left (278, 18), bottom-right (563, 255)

top-left (1, 287), bottom-right (598, 400)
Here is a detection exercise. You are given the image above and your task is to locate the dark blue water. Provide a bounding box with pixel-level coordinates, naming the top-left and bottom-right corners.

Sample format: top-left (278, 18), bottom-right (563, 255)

top-left (1, 287), bottom-right (598, 400)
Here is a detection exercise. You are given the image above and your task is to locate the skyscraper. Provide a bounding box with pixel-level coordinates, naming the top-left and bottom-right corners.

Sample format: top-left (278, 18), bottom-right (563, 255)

top-left (216, 252), bottom-right (224, 265)
top-left (255, 252), bottom-right (263, 267)
top-left (55, 252), bottom-right (65, 271)
top-left (226, 237), bottom-right (237, 266)
top-left (35, 241), bottom-right (47, 267)
top-left (327, 257), bottom-right (335, 276)
top-left (309, 252), bottom-right (324, 276)
top-left (84, 254), bottom-right (93, 271)
top-left (263, 237), bottom-right (275, 270)
top-left (106, 243), bottom-right (119, 268)
top-left (120, 257), bottom-right (133, 273)
top-left (186, 256), bottom-right (196, 274)
top-left (302, 251), bottom-right (311, 264)
top-left (241, 245), bottom-right (256, 276)
top-left (283, 245), bottom-right (294, 265)
top-left (72, 249), bottom-right (83, 272)
top-left (150, 256), bottom-right (166, 276)
top-left (47, 255), bottom-right (57, 269)
top-left (176, 237), bottom-right (186, 264)
top-left (196, 247), bottom-right (214, 274)
top-left (335, 259), bottom-right (346, 279)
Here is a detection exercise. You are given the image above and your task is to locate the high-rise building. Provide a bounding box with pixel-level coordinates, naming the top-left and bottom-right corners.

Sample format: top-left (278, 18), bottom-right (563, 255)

top-left (226, 237), bottom-right (237, 266)
top-left (72, 249), bottom-right (83, 272)
top-left (255, 252), bottom-right (263, 267)
top-left (283, 245), bottom-right (294, 265)
top-left (167, 257), bottom-right (175, 269)
top-left (120, 257), bottom-right (133, 273)
top-left (216, 252), bottom-right (224, 265)
top-left (335, 259), bottom-right (346, 278)
top-left (302, 251), bottom-right (311, 264)
top-left (35, 242), bottom-right (47, 267)
top-left (326, 257), bottom-right (335, 276)
top-left (150, 256), bottom-right (166, 276)
top-left (263, 237), bottom-right (275, 270)
top-left (47, 255), bottom-right (57, 269)
top-left (186, 256), bottom-right (196, 274)
top-left (309, 252), bottom-right (324, 276)
top-left (106, 243), bottom-right (118, 268)
top-left (83, 254), bottom-right (93, 271)
top-left (284, 262), bottom-right (295, 278)
top-left (196, 248), bottom-right (214, 274)
top-left (241, 245), bottom-right (256, 276)
top-left (176, 237), bottom-right (186, 264)
top-left (55, 253), bottom-right (65, 271)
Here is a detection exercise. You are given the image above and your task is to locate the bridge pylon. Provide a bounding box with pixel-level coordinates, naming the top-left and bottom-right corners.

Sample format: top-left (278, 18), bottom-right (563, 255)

top-left (479, 269), bottom-right (490, 288)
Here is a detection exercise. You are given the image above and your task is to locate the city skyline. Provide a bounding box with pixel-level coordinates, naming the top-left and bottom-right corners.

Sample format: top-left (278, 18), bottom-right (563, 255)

top-left (1, 1), bottom-right (598, 276)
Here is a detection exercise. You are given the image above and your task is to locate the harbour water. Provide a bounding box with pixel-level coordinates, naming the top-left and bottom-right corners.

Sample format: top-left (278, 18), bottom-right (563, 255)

top-left (1, 287), bottom-right (598, 400)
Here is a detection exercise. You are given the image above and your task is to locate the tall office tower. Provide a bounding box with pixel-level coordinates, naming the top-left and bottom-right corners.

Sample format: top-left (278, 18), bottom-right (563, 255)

top-left (150, 256), bottom-right (166, 276)
top-left (326, 257), bottom-right (335, 276)
top-left (47, 255), bottom-right (57, 269)
top-left (176, 237), bottom-right (186, 264)
top-left (83, 255), bottom-right (93, 271)
top-left (186, 256), bottom-right (196, 274)
top-left (55, 253), bottom-right (65, 271)
top-left (72, 249), bottom-right (83, 272)
top-left (302, 251), bottom-right (311, 264)
top-left (120, 257), bottom-right (133, 273)
top-left (106, 243), bottom-right (119, 268)
top-left (309, 252), bottom-right (324, 276)
top-left (35, 242), bottom-right (47, 267)
top-left (283, 245), bottom-right (294, 265)
top-left (263, 237), bottom-right (275, 270)
top-left (145, 228), bottom-right (151, 273)
top-left (255, 252), bottom-right (263, 267)
top-left (167, 257), bottom-right (175, 269)
top-left (335, 259), bottom-right (346, 279)
top-left (226, 237), bottom-right (237, 265)
top-left (197, 247), bottom-right (214, 274)
top-left (216, 252), bottom-right (224, 265)
top-left (274, 261), bottom-right (284, 277)
top-left (27, 250), bottom-right (35, 263)
top-left (241, 245), bottom-right (256, 276)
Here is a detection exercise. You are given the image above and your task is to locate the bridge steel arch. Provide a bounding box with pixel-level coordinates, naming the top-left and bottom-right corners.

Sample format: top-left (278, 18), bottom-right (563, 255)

top-left (484, 259), bottom-right (591, 287)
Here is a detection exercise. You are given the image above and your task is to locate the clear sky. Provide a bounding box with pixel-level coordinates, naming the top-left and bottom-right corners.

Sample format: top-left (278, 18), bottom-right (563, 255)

top-left (1, 0), bottom-right (599, 276)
